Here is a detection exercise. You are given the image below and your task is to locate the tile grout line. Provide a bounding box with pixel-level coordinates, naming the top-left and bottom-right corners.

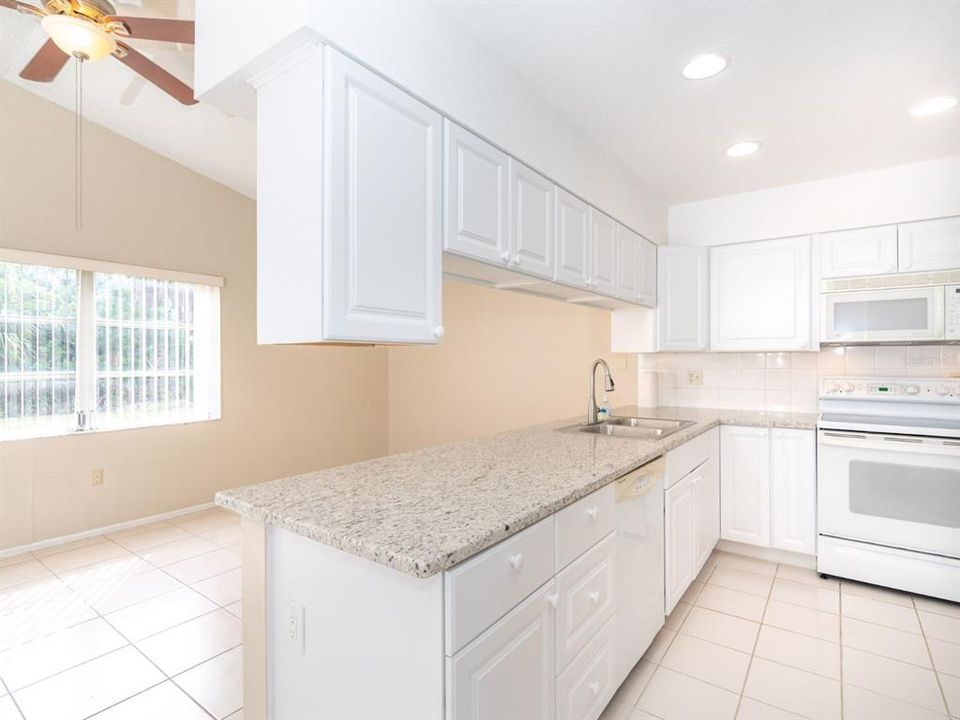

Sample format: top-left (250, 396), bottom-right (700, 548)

top-left (0, 672), bottom-right (27, 720)
top-left (913, 593), bottom-right (953, 717)
top-left (838, 578), bottom-right (845, 720)
top-left (732, 559), bottom-right (777, 719)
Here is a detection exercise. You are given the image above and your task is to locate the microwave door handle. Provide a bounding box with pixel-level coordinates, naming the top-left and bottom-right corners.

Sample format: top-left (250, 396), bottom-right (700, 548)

top-left (819, 432), bottom-right (960, 456)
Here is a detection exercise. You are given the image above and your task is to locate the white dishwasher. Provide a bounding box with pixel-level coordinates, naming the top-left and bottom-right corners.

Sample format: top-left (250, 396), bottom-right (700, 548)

top-left (614, 456), bottom-right (665, 686)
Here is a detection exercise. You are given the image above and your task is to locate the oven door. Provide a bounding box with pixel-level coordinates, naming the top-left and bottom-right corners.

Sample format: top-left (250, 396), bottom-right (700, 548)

top-left (818, 430), bottom-right (960, 558)
top-left (821, 287), bottom-right (944, 343)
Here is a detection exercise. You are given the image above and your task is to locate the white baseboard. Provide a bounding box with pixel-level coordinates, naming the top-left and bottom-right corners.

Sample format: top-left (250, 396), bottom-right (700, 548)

top-left (0, 501), bottom-right (219, 559)
top-left (717, 540), bottom-right (817, 570)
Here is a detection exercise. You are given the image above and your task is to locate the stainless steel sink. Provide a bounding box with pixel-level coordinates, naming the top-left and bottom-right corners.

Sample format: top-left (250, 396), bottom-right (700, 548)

top-left (559, 416), bottom-right (695, 439)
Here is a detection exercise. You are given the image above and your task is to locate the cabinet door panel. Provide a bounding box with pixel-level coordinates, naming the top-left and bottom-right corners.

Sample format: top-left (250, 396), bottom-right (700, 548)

top-left (326, 49), bottom-right (442, 343)
top-left (638, 238), bottom-right (657, 308)
top-left (657, 246), bottom-right (708, 351)
top-left (555, 189), bottom-right (590, 289)
top-left (770, 429), bottom-right (816, 555)
top-left (616, 224), bottom-right (640, 301)
top-left (820, 226), bottom-right (898, 278)
top-left (693, 457), bottom-right (720, 573)
top-left (590, 210), bottom-right (618, 296)
top-left (898, 217), bottom-right (960, 273)
top-left (444, 120), bottom-right (510, 265)
top-left (509, 159), bottom-right (555, 279)
top-left (720, 427), bottom-right (771, 547)
top-left (447, 581), bottom-right (556, 720)
top-left (665, 476), bottom-right (696, 614)
top-left (710, 237), bottom-right (811, 351)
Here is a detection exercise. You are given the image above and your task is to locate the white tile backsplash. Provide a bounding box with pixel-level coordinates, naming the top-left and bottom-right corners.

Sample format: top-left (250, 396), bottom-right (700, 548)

top-left (638, 346), bottom-right (958, 412)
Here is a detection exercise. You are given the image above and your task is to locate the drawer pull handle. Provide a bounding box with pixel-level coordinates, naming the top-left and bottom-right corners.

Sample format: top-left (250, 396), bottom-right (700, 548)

top-left (508, 553), bottom-right (524, 571)
top-left (589, 681), bottom-right (600, 695)
top-left (588, 590), bottom-right (601, 604)
top-left (586, 506), bottom-right (600, 520)
top-left (547, 593), bottom-right (559, 608)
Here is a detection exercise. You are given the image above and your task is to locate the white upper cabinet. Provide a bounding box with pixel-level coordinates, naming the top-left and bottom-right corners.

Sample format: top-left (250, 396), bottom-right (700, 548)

top-left (769, 429), bottom-right (816, 555)
top-left (509, 159), bottom-right (555, 280)
top-left (819, 225), bottom-right (898, 278)
top-left (638, 238), bottom-right (657, 308)
top-left (616, 224), bottom-right (641, 302)
top-left (898, 217), bottom-right (960, 273)
top-left (326, 49), bottom-right (443, 343)
top-left (720, 426), bottom-right (771, 547)
top-left (590, 209), bottom-right (618, 296)
top-left (555, 189), bottom-right (591, 289)
top-left (657, 246), bottom-right (708, 351)
top-left (256, 47), bottom-right (442, 345)
top-left (444, 121), bottom-right (510, 267)
top-left (710, 236), bottom-right (812, 351)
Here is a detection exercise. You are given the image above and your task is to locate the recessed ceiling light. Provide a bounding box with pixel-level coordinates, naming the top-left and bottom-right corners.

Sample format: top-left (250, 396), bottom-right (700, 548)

top-left (725, 140), bottom-right (762, 157)
top-left (682, 54), bottom-right (728, 80)
top-left (909, 95), bottom-right (958, 117)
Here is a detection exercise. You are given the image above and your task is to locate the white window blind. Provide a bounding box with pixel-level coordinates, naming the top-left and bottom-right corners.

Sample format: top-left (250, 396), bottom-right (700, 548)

top-left (0, 253), bottom-right (221, 440)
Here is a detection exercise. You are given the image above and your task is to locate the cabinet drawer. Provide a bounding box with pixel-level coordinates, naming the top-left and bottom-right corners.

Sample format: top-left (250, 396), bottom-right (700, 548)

top-left (445, 516), bottom-right (555, 655)
top-left (556, 533), bottom-right (617, 671)
top-left (556, 484), bottom-right (615, 570)
top-left (666, 426), bottom-right (719, 490)
top-left (556, 614), bottom-right (617, 720)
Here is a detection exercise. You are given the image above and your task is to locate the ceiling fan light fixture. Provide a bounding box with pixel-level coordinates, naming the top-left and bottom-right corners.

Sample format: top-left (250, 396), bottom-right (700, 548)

top-left (41, 14), bottom-right (117, 62)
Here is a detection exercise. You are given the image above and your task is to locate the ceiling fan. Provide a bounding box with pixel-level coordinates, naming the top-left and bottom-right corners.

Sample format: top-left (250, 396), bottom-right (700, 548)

top-left (1, 0), bottom-right (197, 105)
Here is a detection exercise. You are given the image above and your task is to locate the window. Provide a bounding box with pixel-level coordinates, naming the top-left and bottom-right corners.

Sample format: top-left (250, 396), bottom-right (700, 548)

top-left (0, 252), bottom-right (221, 440)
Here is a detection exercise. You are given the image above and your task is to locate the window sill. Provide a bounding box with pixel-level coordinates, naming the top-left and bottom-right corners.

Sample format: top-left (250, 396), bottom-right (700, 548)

top-left (0, 414), bottom-right (222, 443)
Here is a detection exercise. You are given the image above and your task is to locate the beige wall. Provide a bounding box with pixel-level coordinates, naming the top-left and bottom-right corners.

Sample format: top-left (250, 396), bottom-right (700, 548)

top-left (0, 83), bottom-right (634, 551)
top-left (388, 281), bottom-right (637, 453)
top-left (0, 82), bottom-right (389, 550)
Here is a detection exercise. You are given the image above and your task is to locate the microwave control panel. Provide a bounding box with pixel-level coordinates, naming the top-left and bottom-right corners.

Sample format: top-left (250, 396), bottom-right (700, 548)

top-left (820, 377), bottom-right (959, 401)
top-left (947, 284), bottom-right (960, 340)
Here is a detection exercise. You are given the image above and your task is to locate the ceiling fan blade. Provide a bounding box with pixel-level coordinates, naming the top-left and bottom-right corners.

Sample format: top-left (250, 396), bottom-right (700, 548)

top-left (20, 39), bottom-right (70, 82)
top-left (105, 16), bottom-right (194, 44)
top-left (113, 43), bottom-right (197, 105)
top-left (0, 0), bottom-right (43, 16)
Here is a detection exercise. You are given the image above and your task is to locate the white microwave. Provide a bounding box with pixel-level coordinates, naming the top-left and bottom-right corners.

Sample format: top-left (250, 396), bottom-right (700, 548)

top-left (821, 278), bottom-right (960, 344)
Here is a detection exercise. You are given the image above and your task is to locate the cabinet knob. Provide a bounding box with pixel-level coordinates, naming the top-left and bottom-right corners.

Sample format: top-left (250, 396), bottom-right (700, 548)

top-left (508, 553), bottom-right (524, 571)
top-left (434, 326), bottom-right (445, 339)
top-left (588, 681), bottom-right (601, 695)
top-left (586, 506), bottom-right (600, 520)
top-left (500, 250), bottom-right (511, 263)
top-left (588, 590), bottom-right (601, 604)
top-left (547, 593), bottom-right (559, 608)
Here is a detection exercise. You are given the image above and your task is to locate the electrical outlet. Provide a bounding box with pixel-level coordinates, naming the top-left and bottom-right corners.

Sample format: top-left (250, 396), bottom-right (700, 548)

top-left (686, 370), bottom-right (703, 386)
top-left (287, 602), bottom-right (305, 653)
top-left (91, 468), bottom-right (104, 486)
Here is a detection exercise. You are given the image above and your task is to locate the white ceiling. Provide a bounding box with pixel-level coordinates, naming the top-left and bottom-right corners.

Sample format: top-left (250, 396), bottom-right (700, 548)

top-left (436, 0), bottom-right (960, 203)
top-left (0, 0), bottom-right (255, 197)
top-left (1, 1), bottom-right (957, 204)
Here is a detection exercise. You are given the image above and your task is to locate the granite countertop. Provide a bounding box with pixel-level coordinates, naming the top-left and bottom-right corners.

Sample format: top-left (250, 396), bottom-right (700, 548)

top-left (215, 406), bottom-right (817, 579)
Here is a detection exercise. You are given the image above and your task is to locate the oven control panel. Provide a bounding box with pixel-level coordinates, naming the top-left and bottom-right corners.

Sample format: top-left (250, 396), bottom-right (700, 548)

top-left (820, 377), bottom-right (959, 401)
top-left (947, 284), bottom-right (960, 341)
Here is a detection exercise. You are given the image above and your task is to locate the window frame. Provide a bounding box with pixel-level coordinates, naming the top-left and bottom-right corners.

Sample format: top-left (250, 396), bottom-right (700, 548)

top-left (0, 248), bottom-right (223, 441)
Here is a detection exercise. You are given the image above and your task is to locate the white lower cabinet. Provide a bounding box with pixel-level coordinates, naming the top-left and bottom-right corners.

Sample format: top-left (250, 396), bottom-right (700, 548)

top-left (556, 615), bottom-right (617, 720)
top-left (447, 580), bottom-right (557, 720)
top-left (720, 426), bottom-right (816, 554)
top-left (720, 426), bottom-right (771, 546)
top-left (664, 474), bottom-right (697, 614)
top-left (664, 428), bottom-right (720, 614)
top-left (770, 428), bottom-right (817, 555)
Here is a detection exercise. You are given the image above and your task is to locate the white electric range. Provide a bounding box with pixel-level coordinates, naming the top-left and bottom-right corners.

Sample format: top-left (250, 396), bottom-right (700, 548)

top-left (817, 376), bottom-right (960, 601)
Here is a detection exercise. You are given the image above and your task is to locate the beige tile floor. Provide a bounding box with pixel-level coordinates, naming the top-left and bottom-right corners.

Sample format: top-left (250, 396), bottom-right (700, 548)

top-left (0, 507), bottom-right (243, 720)
top-left (601, 551), bottom-right (960, 720)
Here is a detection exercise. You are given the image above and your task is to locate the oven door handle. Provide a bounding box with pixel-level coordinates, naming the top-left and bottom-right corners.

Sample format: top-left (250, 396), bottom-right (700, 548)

top-left (819, 432), bottom-right (960, 456)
